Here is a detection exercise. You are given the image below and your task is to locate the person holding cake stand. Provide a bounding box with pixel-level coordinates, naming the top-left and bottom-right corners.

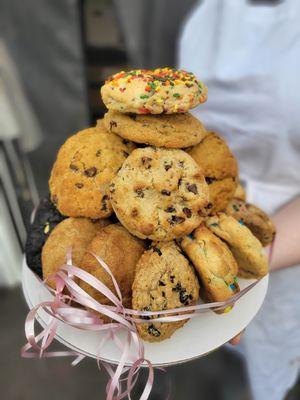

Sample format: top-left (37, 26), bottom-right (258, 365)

top-left (179, 0), bottom-right (300, 399)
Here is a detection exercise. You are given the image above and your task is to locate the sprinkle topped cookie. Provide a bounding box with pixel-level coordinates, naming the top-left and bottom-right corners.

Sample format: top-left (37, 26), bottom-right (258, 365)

top-left (181, 224), bottom-right (239, 311)
top-left (206, 213), bottom-right (269, 279)
top-left (101, 68), bottom-right (207, 114)
top-left (110, 147), bottom-right (210, 241)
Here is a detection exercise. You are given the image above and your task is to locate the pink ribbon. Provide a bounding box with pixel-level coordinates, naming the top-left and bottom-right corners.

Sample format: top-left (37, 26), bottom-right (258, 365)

top-left (21, 250), bottom-right (264, 400)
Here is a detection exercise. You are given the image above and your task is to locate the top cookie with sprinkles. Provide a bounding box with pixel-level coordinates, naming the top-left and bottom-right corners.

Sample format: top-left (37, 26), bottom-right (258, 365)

top-left (101, 67), bottom-right (208, 114)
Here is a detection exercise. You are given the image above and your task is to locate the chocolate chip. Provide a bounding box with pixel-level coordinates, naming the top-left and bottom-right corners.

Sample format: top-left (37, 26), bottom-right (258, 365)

top-left (165, 206), bottom-right (176, 213)
top-left (135, 188), bottom-right (144, 198)
top-left (101, 195), bottom-right (109, 211)
top-left (96, 150), bottom-right (101, 157)
top-left (170, 275), bottom-right (175, 283)
top-left (75, 183), bottom-right (83, 189)
top-left (110, 120), bottom-right (117, 130)
top-left (178, 161), bottom-right (185, 168)
top-left (131, 208), bottom-right (138, 217)
top-left (205, 202), bottom-right (213, 210)
top-left (172, 283), bottom-right (183, 292)
top-left (186, 183), bottom-right (198, 194)
top-left (179, 291), bottom-right (189, 304)
top-left (141, 306), bottom-right (151, 320)
top-left (183, 207), bottom-right (192, 218)
top-left (109, 183), bottom-right (115, 193)
top-left (69, 163), bottom-right (78, 171)
top-left (123, 150), bottom-right (129, 158)
top-left (102, 195), bottom-right (109, 201)
top-left (148, 324), bottom-right (161, 337)
top-left (84, 167), bottom-right (97, 177)
top-left (122, 139), bottom-right (130, 144)
top-left (164, 161), bottom-right (172, 171)
top-left (161, 190), bottom-right (171, 196)
top-left (141, 156), bottom-right (152, 169)
top-left (205, 177), bottom-right (215, 185)
top-left (178, 178), bottom-right (182, 187)
top-left (162, 291), bottom-right (166, 297)
top-left (233, 204), bottom-right (240, 212)
top-left (159, 280), bottom-right (166, 286)
top-left (152, 247), bottom-right (162, 256)
top-left (168, 215), bottom-right (185, 225)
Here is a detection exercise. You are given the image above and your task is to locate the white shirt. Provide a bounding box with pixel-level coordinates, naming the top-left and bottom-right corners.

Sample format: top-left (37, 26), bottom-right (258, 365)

top-left (179, 0), bottom-right (300, 187)
top-left (179, 1), bottom-right (300, 399)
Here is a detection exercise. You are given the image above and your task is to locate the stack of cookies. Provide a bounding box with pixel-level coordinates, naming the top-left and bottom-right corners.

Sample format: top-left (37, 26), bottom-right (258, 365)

top-left (26, 68), bottom-right (275, 342)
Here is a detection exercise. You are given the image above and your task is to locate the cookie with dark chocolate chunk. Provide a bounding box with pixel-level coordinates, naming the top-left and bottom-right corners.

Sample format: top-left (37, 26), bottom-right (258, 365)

top-left (25, 195), bottom-right (65, 277)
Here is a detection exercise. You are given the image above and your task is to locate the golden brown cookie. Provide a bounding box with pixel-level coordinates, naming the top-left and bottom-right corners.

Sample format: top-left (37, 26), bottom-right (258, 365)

top-left (226, 199), bottom-right (276, 246)
top-left (49, 123), bottom-right (135, 219)
top-left (181, 224), bottom-right (239, 312)
top-left (42, 217), bottom-right (109, 288)
top-left (79, 224), bottom-right (145, 310)
top-left (101, 68), bottom-right (207, 114)
top-left (103, 110), bottom-right (207, 148)
top-left (132, 241), bottom-right (199, 342)
top-left (187, 132), bottom-right (238, 212)
top-left (110, 147), bottom-right (210, 241)
top-left (233, 183), bottom-right (246, 201)
top-left (206, 214), bottom-right (268, 279)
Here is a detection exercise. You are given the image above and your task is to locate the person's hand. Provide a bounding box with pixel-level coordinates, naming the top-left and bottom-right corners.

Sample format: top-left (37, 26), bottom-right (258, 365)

top-left (229, 330), bottom-right (244, 345)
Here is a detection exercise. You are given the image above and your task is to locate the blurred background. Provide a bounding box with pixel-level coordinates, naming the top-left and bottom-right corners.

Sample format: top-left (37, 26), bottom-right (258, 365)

top-left (0, 1), bottom-right (299, 399)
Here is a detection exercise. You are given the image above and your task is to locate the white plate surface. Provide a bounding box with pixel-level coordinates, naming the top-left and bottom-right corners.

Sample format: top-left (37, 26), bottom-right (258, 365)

top-left (22, 259), bottom-right (268, 366)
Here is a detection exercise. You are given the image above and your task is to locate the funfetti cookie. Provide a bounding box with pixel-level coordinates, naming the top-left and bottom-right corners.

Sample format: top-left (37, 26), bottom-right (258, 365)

top-left (110, 147), bottom-right (210, 241)
top-left (42, 217), bottom-right (109, 288)
top-left (132, 241), bottom-right (200, 342)
top-left (79, 224), bottom-right (145, 310)
top-left (101, 68), bottom-right (207, 114)
top-left (206, 213), bottom-right (269, 279)
top-left (25, 195), bottom-right (66, 278)
top-left (103, 110), bottom-right (207, 148)
top-left (49, 123), bottom-right (135, 219)
top-left (187, 132), bottom-right (238, 212)
top-left (181, 224), bottom-right (239, 312)
top-left (226, 199), bottom-right (276, 246)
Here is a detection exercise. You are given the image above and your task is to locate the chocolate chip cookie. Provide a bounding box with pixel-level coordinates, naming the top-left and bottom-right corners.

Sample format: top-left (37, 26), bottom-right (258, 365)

top-left (42, 217), bottom-right (109, 288)
top-left (101, 68), bottom-right (207, 114)
top-left (110, 147), bottom-right (210, 240)
top-left (181, 224), bottom-right (239, 311)
top-left (226, 199), bottom-right (276, 246)
top-left (132, 241), bottom-right (200, 342)
top-left (103, 110), bottom-right (207, 148)
top-left (206, 214), bottom-right (268, 278)
top-left (25, 195), bottom-right (65, 278)
top-left (49, 123), bottom-right (135, 219)
top-left (187, 132), bottom-right (238, 212)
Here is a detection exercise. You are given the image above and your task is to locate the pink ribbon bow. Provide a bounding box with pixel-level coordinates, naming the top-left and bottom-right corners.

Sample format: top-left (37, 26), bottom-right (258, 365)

top-left (21, 250), bottom-right (263, 400)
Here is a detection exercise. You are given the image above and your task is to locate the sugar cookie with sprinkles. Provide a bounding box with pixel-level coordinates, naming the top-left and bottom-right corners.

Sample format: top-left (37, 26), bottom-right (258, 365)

top-left (181, 224), bottom-right (239, 312)
top-left (132, 241), bottom-right (200, 342)
top-left (110, 147), bottom-right (210, 241)
top-left (101, 68), bottom-right (207, 114)
top-left (226, 198), bottom-right (276, 246)
top-left (206, 213), bottom-right (269, 279)
top-left (103, 110), bottom-right (207, 148)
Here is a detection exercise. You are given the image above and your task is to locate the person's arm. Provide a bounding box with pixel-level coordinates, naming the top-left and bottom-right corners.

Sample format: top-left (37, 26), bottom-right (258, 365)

top-left (269, 196), bottom-right (300, 271)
